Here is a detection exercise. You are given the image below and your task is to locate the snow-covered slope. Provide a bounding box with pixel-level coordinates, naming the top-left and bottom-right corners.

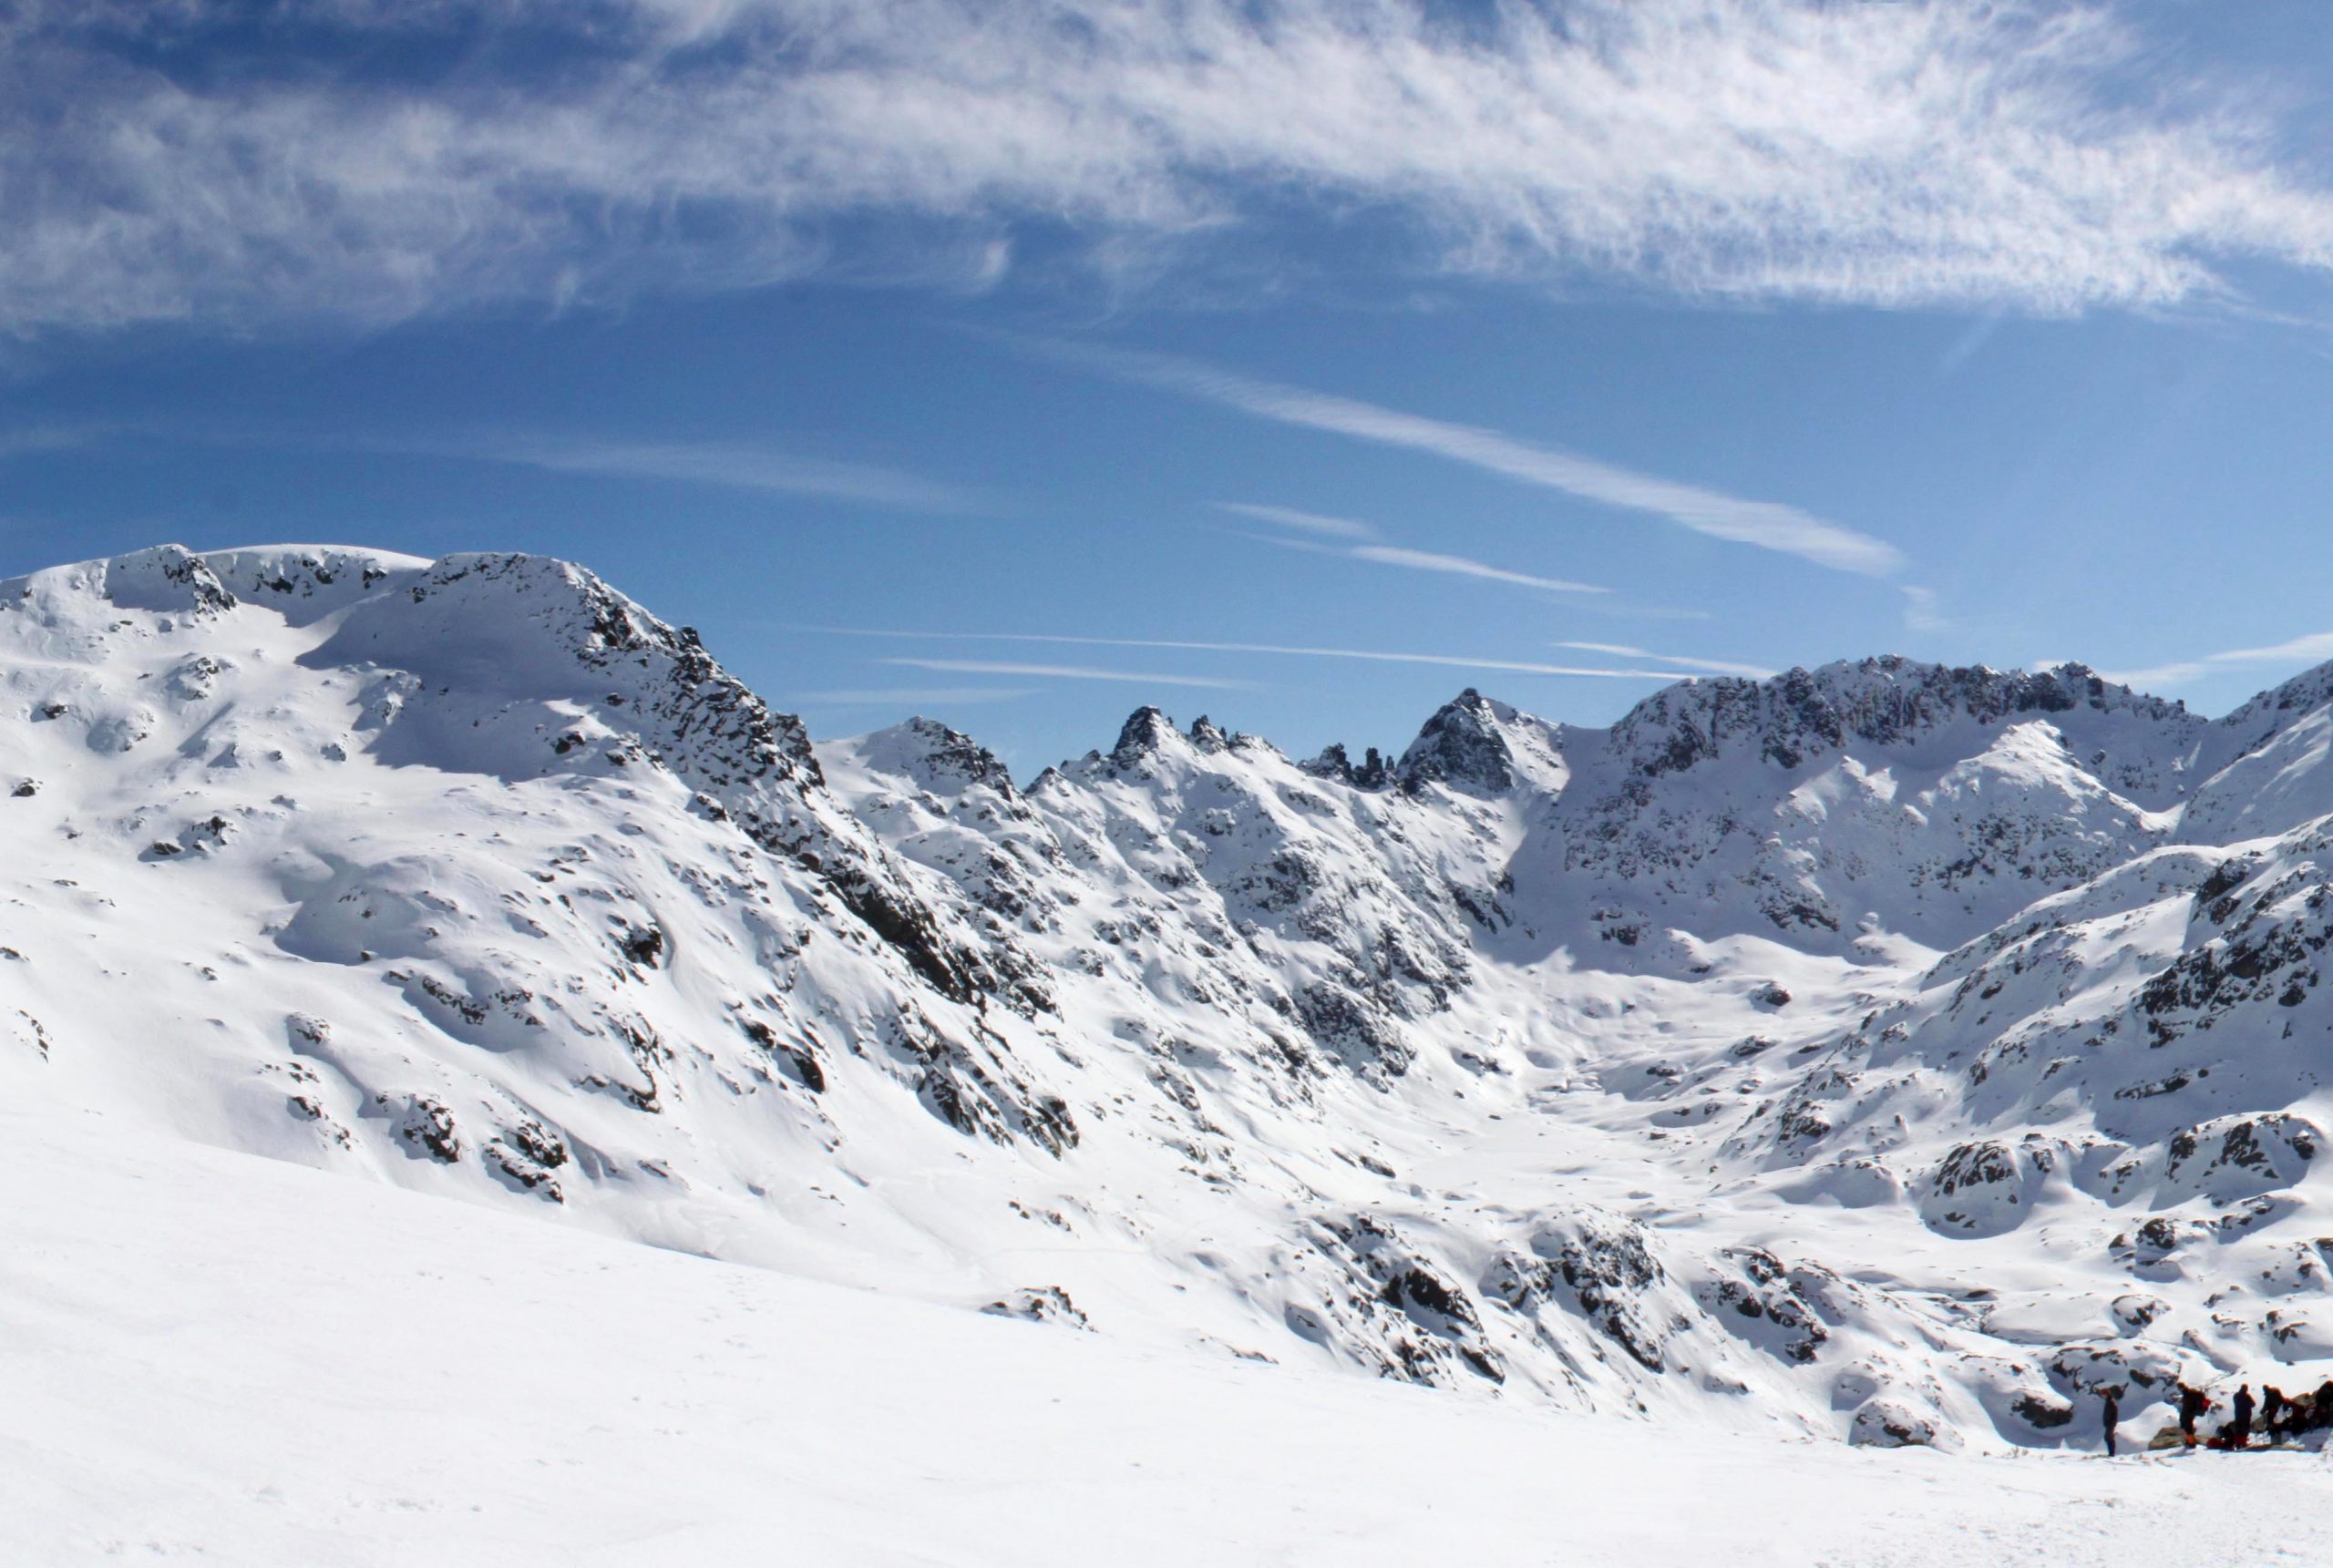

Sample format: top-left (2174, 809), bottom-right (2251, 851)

top-left (17, 542), bottom-right (2333, 1462)
top-left (18, 1102), bottom-right (2333, 1568)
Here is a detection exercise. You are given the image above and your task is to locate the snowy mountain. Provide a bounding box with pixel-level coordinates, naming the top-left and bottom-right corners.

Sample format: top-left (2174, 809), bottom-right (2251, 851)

top-left (14, 542), bottom-right (2333, 1458)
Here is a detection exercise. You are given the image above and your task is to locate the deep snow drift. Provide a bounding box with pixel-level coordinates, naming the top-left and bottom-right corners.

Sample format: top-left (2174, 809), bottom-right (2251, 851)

top-left (13, 543), bottom-right (2333, 1481)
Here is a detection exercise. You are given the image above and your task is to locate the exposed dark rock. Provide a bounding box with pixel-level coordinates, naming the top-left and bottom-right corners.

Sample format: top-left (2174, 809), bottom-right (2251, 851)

top-left (1399, 690), bottom-right (1516, 794)
top-left (1487, 1209), bottom-right (1675, 1373)
top-left (897, 717), bottom-right (1019, 796)
top-left (1112, 707), bottom-right (1180, 764)
top-left (1610, 657), bottom-right (2187, 780)
top-left (2010, 1392), bottom-right (2075, 1430)
top-left (1302, 743), bottom-right (1396, 791)
top-left (380, 1093), bottom-right (461, 1163)
top-left (102, 544), bottom-right (239, 619)
top-left (1697, 1247), bottom-right (1830, 1365)
top-left (2163, 1113), bottom-right (2321, 1203)
top-left (616, 922), bottom-right (665, 968)
top-left (1850, 1398), bottom-right (1949, 1449)
top-left (983, 1286), bottom-right (1091, 1330)
top-left (739, 1017), bottom-right (826, 1092)
top-left (1304, 1214), bottom-right (1505, 1386)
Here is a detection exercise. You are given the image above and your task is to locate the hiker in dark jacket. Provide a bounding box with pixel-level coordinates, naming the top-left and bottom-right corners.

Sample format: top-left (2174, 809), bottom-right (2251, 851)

top-left (2315, 1380), bottom-right (2333, 1430)
top-left (2179, 1381), bottom-right (2211, 1444)
top-left (2102, 1389), bottom-right (2121, 1457)
top-left (2263, 1385), bottom-right (2287, 1430)
top-left (2232, 1384), bottom-right (2256, 1449)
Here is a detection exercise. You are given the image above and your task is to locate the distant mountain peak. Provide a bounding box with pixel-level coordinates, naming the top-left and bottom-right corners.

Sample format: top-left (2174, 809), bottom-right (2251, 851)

top-left (1399, 687), bottom-right (1520, 794)
top-left (1609, 655), bottom-right (2195, 778)
top-left (98, 543), bottom-right (240, 619)
top-left (1111, 705), bottom-right (1182, 763)
top-left (856, 716), bottom-right (1020, 798)
top-left (1301, 742), bottom-right (1395, 791)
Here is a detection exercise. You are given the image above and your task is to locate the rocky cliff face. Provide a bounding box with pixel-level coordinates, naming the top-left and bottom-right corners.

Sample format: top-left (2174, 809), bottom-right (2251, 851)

top-left (16, 543), bottom-right (2333, 1453)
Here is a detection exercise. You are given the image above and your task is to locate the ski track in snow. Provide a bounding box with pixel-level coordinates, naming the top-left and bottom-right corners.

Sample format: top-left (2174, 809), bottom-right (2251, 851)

top-left (16, 543), bottom-right (2333, 1553)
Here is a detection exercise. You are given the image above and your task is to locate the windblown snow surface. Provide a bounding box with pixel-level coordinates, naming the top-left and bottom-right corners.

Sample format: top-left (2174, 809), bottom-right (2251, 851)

top-left (15, 544), bottom-right (2333, 1561)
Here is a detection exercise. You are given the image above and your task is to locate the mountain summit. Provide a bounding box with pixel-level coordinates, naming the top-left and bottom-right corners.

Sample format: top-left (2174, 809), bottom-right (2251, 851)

top-left (13, 544), bottom-right (2333, 1451)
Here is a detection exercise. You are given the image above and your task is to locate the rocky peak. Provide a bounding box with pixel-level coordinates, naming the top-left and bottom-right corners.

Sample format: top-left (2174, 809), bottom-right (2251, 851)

top-left (893, 717), bottom-right (1019, 797)
top-left (1398, 689), bottom-right (1516, 794)
top-left (100, 544), bottom-right (240, 619)
top-left (1610, 657), bottom-right (2195, 778)
top-left (202, 547), bottom-right (427, 624)
top-left (1112, 706), bottom-right (1183, 764)
top-left (327, 550), bottom-right (828, 792)
top-left (2215, 659), bottom-right (2333, 743)
top-left (1301, 743), bottom-right (1395, 791)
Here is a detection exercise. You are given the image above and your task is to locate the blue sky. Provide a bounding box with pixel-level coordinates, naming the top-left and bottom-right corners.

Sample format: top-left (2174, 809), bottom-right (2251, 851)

top-left (8, 1), bottom-right (2333, 773)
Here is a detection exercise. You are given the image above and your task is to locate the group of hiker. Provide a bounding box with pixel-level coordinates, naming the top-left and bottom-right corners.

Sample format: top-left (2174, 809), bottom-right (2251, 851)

top-left (2100, 1377), bottom-right (2333, 1455)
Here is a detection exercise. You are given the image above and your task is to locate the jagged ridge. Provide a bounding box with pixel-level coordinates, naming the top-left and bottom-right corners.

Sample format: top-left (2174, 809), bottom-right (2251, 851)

top-left (17, 544), bottom-right (2333, 1456)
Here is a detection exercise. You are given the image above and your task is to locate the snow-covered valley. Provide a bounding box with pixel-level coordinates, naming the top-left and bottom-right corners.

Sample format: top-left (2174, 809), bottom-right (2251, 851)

top-left (16, 542), bottom-right (2333, 1557)
top-left (15, 1102), bottom-right (2333, 1567)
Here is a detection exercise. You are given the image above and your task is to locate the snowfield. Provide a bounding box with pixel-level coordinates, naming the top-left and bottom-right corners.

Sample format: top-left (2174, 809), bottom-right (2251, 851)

top-left (17, 542), bottom-right (2333, 1557)
top-left (10, 1104), bottom-right (2333, 1568)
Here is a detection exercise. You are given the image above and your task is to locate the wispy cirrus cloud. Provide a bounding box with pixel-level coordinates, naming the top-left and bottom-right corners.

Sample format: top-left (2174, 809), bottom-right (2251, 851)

top-left (0, 425), bottom-right (102, 459)
top-left (2207, 630), bottom-right (2333, 667)
top-left (793, 685), bottom-right (1033, 706)
top-left (137, 422), bottom-right (984, 514)
top-left (1098, 346), bottom-right (1899, 576)
top-left (2094, 661), bottom-right (2211, 691)
top-left (1212, 503), bottom-right (1377, 541)
top-left (2102, 629), bottom-right (2333, 692)
top-left (1901, 586), bottom-right (1952, 633)
top-left (9, 1), bottom-right (2333, 334)
top-left (1351, 544), bottom-right (1605, 595)
top-left (832, 627), bottom-right (1715, 681)
top-left (473, 436), bottom-right (984, 513)
top-left (1221, 503), bottom-right (1608, 594)
top-left (882, 657), bottom-right (1255, 690)
top-left (1555, 641), bottom-right (1773, 680)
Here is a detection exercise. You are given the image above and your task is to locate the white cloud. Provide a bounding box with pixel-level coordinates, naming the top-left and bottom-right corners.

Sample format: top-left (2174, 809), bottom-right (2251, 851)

top-left (476, 436), bottom-right (983, 513)
top-left (0, 425), bottom-right (100, 459)
top-left (792, 686), bottom-right (1032, 705)
top-left (10, 1), bottom-right (2333, 333)
top-left (882, 657), bottom-right (1255, 689)
top-left (2102, 628), bottom-right (2333, 692)
top-left (844, 628), bottom-right (1708, 680)
top-left (1351, 545), bottom-right (1605, 595)
top-left (2092, 661), bottom-right (2207, 691)
top-left (87, 421), bottom-right (982, 514)
top-left (2205, 630), bottom-right (2333, 666)
top-left (1081, 343), bottom-right (1900, 576)
top-left (1555, 641), bottom-right (1773, 679)
top-left (1213, 503), bottom-right (1377, 540)
top-left (1901, 586), bottom-right (1950, 632)
top-left (1222, 503), bottom-right (1605, 593)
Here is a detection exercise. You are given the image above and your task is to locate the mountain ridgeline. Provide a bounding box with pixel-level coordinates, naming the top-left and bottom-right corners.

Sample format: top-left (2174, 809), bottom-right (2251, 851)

top-left (13, 543), bottom-right (2333, 1452)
